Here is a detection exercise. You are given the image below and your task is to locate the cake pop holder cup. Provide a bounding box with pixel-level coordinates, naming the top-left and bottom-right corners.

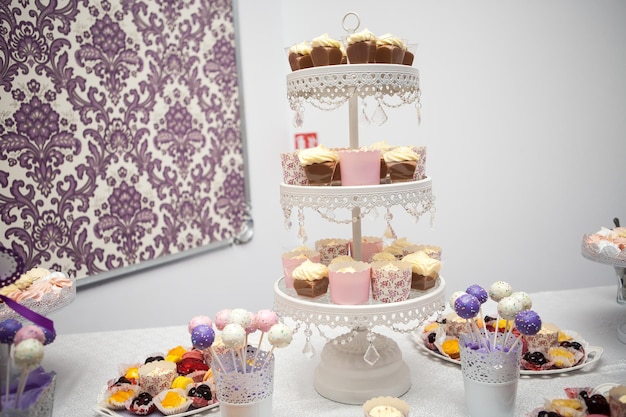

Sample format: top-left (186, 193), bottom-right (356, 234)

top-left (214, 350), bottom-right (274, 417)
top-left (338, 149), bottom-right (381, 186)
top-left (328, 262), bottom-right (371, 305)
top-left (0, 368), bottom-right (56, 417)
top-left (281, 250), bottom-right (320, 289)
top-left (370, 261), bottom-right (413, 303)
top-left (459, 333), bottom-right (522, 417)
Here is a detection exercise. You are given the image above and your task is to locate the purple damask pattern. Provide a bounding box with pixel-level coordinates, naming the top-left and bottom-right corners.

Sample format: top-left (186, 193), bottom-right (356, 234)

top-left (0, 0), bottom-right (247, 282)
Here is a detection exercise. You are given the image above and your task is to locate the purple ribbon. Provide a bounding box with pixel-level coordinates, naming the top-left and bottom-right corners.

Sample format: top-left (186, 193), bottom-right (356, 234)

top-left (0, 294), bottom-right (55, 334)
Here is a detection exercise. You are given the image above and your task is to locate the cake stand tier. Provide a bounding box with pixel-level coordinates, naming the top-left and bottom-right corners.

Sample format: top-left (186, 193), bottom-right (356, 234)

top-left (286, 64), bottom-right (420, 112)
top-left (280, 178), bottom-right (434, 225)
top-left (581, 235), bottom-right (626, 344)
top-left (273, 276), bottom-right (446, 404)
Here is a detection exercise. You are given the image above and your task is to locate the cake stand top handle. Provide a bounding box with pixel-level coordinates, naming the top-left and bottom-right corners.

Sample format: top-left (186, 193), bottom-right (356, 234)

top-left (342, 11), bottom-right (360, 34)
top-left (614, 217), bottom-right (621, 228)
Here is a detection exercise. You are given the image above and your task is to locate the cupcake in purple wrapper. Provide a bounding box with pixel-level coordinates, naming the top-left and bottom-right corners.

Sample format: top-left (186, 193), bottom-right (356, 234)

top-left (315, 238), bottom-right (350, 265)
top-left (371, 261), bottom-right (413, 303)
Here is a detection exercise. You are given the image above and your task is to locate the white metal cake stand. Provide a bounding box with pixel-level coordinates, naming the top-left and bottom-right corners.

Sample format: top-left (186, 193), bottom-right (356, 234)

top-left (581, 235), bottom-right (626, 344)
top-left (274, 276), bottom-right (446, 404)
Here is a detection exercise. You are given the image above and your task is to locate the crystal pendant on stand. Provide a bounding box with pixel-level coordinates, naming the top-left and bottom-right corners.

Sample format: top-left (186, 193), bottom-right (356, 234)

top-left (302, 327), bottom-right (315, 359)
top-left (384, 209), bottom-right (397, 240)
top-left (371, 97), bottom-right (388, 126)
top-left (363, 332), bottom-right (380, 365)
top-left (416, 102), bottom-right (422, 126)
top-left (360, 98), bottom-right (371, 125)
top-left (293, 108), bottom-right (304, 128)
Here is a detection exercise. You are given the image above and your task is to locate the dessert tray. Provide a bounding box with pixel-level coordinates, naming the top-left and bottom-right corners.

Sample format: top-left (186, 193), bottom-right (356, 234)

top-left (412, 325), bottom-right (603, 376)
top-left (0, 273), bottom-right (76, 320)
top-left (93, 400), bottom-right (219, 417)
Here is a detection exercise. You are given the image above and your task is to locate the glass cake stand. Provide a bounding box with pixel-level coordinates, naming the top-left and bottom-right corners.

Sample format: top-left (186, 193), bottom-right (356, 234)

top-left (581, 235), bottom-right (626, 344)
top-left (273, 276), bottom-right (446, 404)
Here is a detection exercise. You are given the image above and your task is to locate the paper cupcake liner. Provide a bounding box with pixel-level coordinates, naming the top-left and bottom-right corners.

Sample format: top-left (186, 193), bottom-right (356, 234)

top-left (280, 151), bottom-right (309, 185)
top-left (351, 236), bottom-right (383, 262)
top-left (370, 261), bottom-right (412, 303)
top-left (413, 146), bottom-right (427, 180)
top-left (315, 238), bottom-right (350, 265)
top-left (154, 388), bottom-right (193, 415)
top-left (328, 261), bottom-right (371, 305)
top-left (104, 384), bottom-right (140, 410)
top-left (138, 360), bottom-right (177, 397)
top-left (363, 396), bottom-right (410, 417)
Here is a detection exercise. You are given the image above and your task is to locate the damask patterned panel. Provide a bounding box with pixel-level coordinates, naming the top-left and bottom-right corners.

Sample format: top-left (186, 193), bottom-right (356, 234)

top-left (0, 0), bottom-right (250, 286)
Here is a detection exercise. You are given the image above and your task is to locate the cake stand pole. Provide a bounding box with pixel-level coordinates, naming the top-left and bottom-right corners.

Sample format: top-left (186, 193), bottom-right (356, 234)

top-left (348, 91), bottom-right (363, 261)
top-left (615, 266), bottom-right (626, 344)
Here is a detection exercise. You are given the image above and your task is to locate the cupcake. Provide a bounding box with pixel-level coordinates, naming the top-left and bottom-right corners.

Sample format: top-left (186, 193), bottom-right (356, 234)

top-left (345, 28), bottom-right (377, 64)
top-left (368, 141), bottom-right (393, 182)
top-left (370, 260), bottom-right (412, 303)
top-left (281, 151), bottom-right (309, 186)
top-left (315, 238), bottom-right (350, 265)
top-left (281, 249), bottom-right (320, 289)
top-left (329, 255), bottom-right (355, 264)
top-left (137, 360), bottom-right (177, 397)
top-left (292, 259), bottom-right (330, 298)
top-left (105, 384), bottom-right (140, 410)
top-left (298, 145), bottom-right (339, 186)
top-left (523, 322), bottom-right (559, 352)
top-left (338, 149), bottom-right (381, 186)
top-left (375, 33), bottom-right (406, 64)
top-left (363, 396), bottom-right (409, 417)
top-left (351, 236), bottom-right (384, 262)
top-left (609, 385), bottom-right (626, 417)
top-left (310, 33), bottom-right (343, 66)
top-left (402, 43), bottom-right (417, 66)
top-left (413, 244), bottom-right (442, 260)
top-left (384, 237), bottom-right (419, 259)
top-left (154, 388), bottom-right (192, 415)
top-left (402, 250), bottom-right (441, 290)
top-left (328, 261), bottom-right (371, 305)
top-left (287, 41), bottom-right (313, 71)
top-left (126, 391), bottom-right (156, 415)
top-left (383, 147), bottom-right (419, 183)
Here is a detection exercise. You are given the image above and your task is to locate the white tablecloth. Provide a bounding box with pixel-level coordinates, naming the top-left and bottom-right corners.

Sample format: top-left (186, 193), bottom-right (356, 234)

top-left (43, 285), bottom-right (626, 417)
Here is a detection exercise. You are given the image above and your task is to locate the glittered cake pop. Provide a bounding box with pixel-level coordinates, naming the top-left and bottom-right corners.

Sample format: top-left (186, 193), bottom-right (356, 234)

top-left (227, 308), bottom-right (252, 330)
top-left (254, 310), bottom-right (279, 333)
top-left (514, 310), bottom-right (542, 336)
top-left (13, 325), bottom-right (46, 345)
top-left (267, 323), bottom-right (293, 349)
top-left (188, 315), bottom-right (213, 333)
top-left (488, 281), bottom-right (513, 302)
top-left (0, 319), bottom-right (22, 344)
top-left (466, 284), bottom-right (488, 304)
top-left (13, 338), bottom-right (44, 407)
top-left (454, 294), bottom-right (481, 319)
top-left (497, 297), bottom-right (524, 321)
top-left (510, 291), bottom-right (532, 311)
top-left (214, 309), bottom-right (231, 331)
top-left (191, 324), bottom-right (215, 350)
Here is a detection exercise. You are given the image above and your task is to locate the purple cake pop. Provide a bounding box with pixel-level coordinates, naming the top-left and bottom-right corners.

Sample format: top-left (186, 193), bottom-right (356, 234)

top-left (466, 284), bottom-right (488, 304)
top-left (0, 319), bottom-right (22, 344)
top-left (454, 293), bottom-right (481, 319)
top-left (191, 324), bottom-right (215, 350)
top-left (41, 326), bottom-right (56, 345)
top-left (514, 310), bottom-right (542, 335)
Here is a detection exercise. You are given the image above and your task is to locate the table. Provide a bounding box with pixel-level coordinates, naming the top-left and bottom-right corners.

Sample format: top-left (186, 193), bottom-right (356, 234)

top-left (43, 285), bottom-right (626, 416)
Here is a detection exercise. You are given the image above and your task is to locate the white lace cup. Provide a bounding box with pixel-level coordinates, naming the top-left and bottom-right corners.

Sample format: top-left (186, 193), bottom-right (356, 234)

top-left (214, 350), bottom-right (274, 405)
top-left (370, 261), bottom-right (412, 303)
top-left (459, 333), bottom-right (522, 417)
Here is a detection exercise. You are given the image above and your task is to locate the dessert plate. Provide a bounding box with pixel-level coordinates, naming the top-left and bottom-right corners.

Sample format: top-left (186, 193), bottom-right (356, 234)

top-left (93, 398), bottom-right (219, 417)
top-left (412, 327), bottom-right (603, 376)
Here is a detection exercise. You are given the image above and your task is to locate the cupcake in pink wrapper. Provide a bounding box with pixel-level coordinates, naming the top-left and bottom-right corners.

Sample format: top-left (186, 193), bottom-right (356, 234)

top-left (383, 146), bottom-right (419, 183)
top-left (138, 360), bottom-right (177, 397)
top-left (351, 236), bottom-right (384, 262)
top-left (338, 149), bottom-right (381, 186)
top-left (328, 261), bottom-right (371, 305)
top-left (370, 261), bottom-right (412, 303)
top-left (330, 255), bottom-right (355, 264)
top-left (281, 151), bottom-right (309, 185)
top-left (315, 238), bottom-right (350, 265)
top-left (281, 249), bottom-right (321, 288)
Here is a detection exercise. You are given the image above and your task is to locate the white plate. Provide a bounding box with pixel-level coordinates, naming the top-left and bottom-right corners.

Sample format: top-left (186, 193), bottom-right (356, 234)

top-left (94, 386), bottom-right (219, 417)
top-left (412, 327), bottom-right (603, 376)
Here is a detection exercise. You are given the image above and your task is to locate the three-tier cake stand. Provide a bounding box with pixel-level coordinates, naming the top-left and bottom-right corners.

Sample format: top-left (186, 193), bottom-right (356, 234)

top-left (273, 12), bottom-right (446, 404)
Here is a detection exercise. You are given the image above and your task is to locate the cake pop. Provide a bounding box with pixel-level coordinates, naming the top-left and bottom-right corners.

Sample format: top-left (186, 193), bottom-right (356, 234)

top-left (191, 324), bottom-right (215, 350)
top-left (244, 312), bottom-right (257, 335)
top-left (448, 291), bottom-right (466, 310)
top-left (261, 323), bottom-right (293, 371)
top-left (251, 310), bottom-right (279, 368)
top-left (41, 326), bottom-right (56, 345)
top-left (497, 297), bottom-right (524, 321)
top-left (13, 325), bottom-right (46, 345)
top-left (508, 310), bottom-right (542, 353)
top-left (0, 318), bottom-right (22, 400)
top-left (488, 281), bottom-right (513, 302)
top-left (221, 323), bottom-right (246, 373)
top-left (227, 308), bottom-right (252, 330)
top-left (454, 294), bottom-right (481, 320)
top-left (188, 316), bottom-right (212, 333)
top-left (214, 309), bottom-right (231, 331)
top-left (509, 291), bottom-right (532, 311)
top-left (466, 284), bottom-right (488, 304)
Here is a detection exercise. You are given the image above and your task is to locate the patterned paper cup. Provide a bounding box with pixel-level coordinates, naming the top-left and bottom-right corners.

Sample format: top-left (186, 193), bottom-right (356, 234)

top-left (281, 250), bottom-right (320, 288)
top-left (138, 360), bottom-right (177, 397)
top-left (328, 261), bottom-right (371, 305)
top-left (280, 151), bottom-right (309, 185)
top-left (370, 261), bottom-right (412, 303)
top-left (413, 146), bottom-right (427, 180)
top-left (315, 238), bottom-right (350, 265)
top-left (338, 149), bottom-right (381, 186)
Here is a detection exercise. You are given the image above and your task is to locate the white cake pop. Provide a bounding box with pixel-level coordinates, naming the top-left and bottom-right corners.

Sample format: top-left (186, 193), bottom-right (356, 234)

top-left (267, 323), bottom-right (293, 348)
top-left (497, 296), bottom-right (524, 321)
top-left (221, 323), bottom-right (246, 350)
top-left (228, 308), bottom-right (252, 329)
top-left (489, 281), bottom-right (512, 302)
top-left (449, 291), bottom-right (466, 310)
top-left (509, 291), bottom-right (532, 311)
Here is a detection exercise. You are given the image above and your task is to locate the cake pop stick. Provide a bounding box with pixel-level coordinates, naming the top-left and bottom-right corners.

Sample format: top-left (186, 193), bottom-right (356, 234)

top-left (190, 324), bottom-right (225, 373)
top-left (509, 310), bottom-right (542, 354)
top-left (454, 293), bottom-right (485, 349)
top-left (251, 310), bottom-right (279, 368)
top-left (261, 323), bottom-right (293, 371)
top-left (488, 281), bottom-right (513, 349)
top-left (227, 310), bottom-right (252, 373)
top-left (0, 319), bottom-right (22, 404)
top-left (13, 338), bottom-right (44, 408)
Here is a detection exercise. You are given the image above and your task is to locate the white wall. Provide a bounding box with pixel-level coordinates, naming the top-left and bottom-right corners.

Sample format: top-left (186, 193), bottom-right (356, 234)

top-left (50, 0), bottom-right (626, 335)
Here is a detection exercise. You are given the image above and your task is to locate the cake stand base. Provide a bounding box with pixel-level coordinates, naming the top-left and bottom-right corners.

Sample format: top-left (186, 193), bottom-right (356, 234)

top-left (314, 329), bottom-right (411, 404)
top-left (618, 321), bottom-right (626, 345)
